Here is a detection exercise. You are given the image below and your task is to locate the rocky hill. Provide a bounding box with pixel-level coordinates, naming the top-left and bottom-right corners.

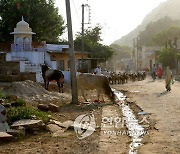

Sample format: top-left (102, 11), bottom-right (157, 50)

top-left (114, 0), bottom-right (180, 47)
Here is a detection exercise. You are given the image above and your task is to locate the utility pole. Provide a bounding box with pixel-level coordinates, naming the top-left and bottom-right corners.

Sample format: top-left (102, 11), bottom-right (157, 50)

top-left (133, 38), bottom-right (136, 71)
top-left (133, 37), bottom-right (139, 71)
top-left (65, 0), bottom-right (78, 104)
top-left (81, 3), bottom-right (91, 72)
top-left (136, 37), bottom-right (139, 71)
top-left (133, 38), bottom-right (138, 71)
top-left (81, 4), bottom-right (85, 72)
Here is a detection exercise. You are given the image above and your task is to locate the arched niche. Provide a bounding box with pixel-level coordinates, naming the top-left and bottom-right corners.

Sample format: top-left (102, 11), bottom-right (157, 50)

top-left (23, 37), bottom-right (30, 43)
top-left (16, 37), bottom-right (22, 44)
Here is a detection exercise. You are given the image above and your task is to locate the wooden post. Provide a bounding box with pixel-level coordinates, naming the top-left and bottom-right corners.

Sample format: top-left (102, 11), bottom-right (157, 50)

top-left (65, 0), bottom-right (78, 104)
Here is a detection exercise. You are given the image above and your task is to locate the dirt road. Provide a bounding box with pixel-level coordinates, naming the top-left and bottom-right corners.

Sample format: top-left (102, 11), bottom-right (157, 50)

top-left (1, 76), bottom-right (180, 154)
top-left (113, 76), bottom-right (180, 154)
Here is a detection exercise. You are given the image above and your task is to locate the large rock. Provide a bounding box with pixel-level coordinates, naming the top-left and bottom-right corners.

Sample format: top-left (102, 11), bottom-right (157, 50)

top-left (0, 99), bottom-right (3, 103)
top-left (50, 120), bottom-right (63, 126)
top-left (2, 103), bottom-right (11, 108)
top-left (0, 132), bottom-right (13, 142)
top-left (48, 103), bottom-right (59, 112)
top-left (7, 128), bottom-right (25, 137)
top-left (0, 104), bottom-right (5, 114)
top-left (50, 120), bottom-right (74, 129)
top-left (0, 122), bottom-right (10, 132)
top-left (52, 131), bottom-right (71, 138)
top-left (38, 104), bottom-right (49, 111)
top-left (57, 120), bottom-right (74, 129)
top-left (47, 124), bottom-right (64, 133)
top-left (11, 119), bottom-right (43, 129)
top-left (0, 104), bottom-right (10, 132)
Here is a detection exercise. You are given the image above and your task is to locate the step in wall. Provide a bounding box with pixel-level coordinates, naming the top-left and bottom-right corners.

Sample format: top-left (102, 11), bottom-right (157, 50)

top-left (0, 53), bottom-right (36, 82)
top-left (0, 73), bottom-right (36, 82)
top-left (0, 61), bottom-right (20, 75)
top-left (0, 74), bottom-right (21, 82)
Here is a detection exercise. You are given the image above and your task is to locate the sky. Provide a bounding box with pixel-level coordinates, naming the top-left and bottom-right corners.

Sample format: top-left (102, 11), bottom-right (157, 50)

top-left (55, 0), bottom-right (167, 45)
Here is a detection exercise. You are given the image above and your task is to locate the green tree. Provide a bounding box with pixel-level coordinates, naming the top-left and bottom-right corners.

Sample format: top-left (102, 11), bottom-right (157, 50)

top-left (0, 0), bottom-right (65, 43)
top-left (74, 25), bottom-right (114, 61)
top-left (159, 48), bottom-right (176, 69)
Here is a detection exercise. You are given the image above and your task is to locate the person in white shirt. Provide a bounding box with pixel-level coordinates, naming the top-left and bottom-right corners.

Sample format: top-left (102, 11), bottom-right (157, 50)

top-left (94, 65), bottom-right (102, 75)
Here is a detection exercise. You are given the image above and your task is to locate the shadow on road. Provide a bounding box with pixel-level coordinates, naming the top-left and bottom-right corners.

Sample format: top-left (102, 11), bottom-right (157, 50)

top-left (157, 91), bottom-right (169, 97)
top-left (146, 80), bottom-right (155, 83)
top-left (59, 102), bottom-right (112, 113)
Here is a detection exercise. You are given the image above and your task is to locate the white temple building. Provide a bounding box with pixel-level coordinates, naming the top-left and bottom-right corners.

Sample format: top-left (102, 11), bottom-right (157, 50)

top-left (5, 17), bottom-right (70, 82)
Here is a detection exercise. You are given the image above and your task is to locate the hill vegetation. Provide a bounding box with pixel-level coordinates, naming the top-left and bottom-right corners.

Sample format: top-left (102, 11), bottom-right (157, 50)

top-left (114, 0), bottom-right (180, 47)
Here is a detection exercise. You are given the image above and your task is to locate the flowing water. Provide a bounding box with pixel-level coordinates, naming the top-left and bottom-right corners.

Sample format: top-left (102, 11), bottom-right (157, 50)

top-left (114, 90), bottom-right (145, 154)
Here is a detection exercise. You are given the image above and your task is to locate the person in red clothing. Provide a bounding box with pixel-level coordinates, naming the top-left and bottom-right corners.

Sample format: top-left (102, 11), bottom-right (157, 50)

top-left (157, 66), bottom-right (162, 79)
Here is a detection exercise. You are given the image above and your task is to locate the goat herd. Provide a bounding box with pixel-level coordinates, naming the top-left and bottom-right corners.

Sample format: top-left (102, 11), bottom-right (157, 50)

top-left (108, 71), bottom-right (147, 85)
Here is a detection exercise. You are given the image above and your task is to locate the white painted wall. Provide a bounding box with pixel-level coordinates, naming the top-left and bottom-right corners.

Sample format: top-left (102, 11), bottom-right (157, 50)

top-left (11, 51), bottom-right (45, 64)
top-left (20, 61), bottom-right (26, 72)
top-left (6, 53), bottom-right (12, 61)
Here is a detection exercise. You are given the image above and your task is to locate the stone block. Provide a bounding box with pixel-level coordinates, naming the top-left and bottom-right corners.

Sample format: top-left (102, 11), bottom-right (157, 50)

top-left (38, 104), bottom-right (49, 111)
top-left (48, 103), bottom-right (59, 112)
top-left (0, 132), bottom-right (13, 142)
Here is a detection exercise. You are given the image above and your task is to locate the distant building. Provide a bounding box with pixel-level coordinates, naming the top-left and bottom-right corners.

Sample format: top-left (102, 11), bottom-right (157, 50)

top-left (134, 46), bottom-right (163, 71)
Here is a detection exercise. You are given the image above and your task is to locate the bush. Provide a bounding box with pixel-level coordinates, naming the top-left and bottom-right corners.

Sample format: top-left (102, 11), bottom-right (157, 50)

top-left (1, 90), bottom-right (51, 125)
top-left (0, 91), bottom-right (26, 107)
top-left (7, 107), bottom-right (51, 124)
top-left (11, 99), bottom-right (26, 107)
top-left (0, 90), bottom-right (7, 99)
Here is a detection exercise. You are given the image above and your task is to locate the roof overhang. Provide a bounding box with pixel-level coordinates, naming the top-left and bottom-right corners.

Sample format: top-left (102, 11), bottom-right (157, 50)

top-left (10, 32), bottom-right (36, 35)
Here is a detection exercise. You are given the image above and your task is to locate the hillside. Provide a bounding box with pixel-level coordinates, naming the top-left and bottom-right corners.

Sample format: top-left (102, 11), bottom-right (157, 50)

top-left (114, 0), bottom-right (180, 47)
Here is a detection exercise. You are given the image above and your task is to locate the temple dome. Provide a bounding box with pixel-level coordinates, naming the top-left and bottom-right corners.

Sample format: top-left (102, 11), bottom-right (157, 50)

top-left (10, 16), bottom-right (35, 35)
top-left (16, 17), bottom-right (29, 28)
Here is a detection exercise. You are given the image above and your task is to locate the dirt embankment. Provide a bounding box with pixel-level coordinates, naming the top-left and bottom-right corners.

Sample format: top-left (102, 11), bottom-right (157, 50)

top-left (1, 80), bottom-right (71, 106)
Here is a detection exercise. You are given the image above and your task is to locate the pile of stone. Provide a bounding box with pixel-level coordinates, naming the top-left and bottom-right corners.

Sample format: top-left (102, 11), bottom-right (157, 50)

top-left (0, 110), bottom-right (46, 142)
top-left (0, 98), bottom-right (46, 142)
top-left (0, 99), bottom-right (74, 142)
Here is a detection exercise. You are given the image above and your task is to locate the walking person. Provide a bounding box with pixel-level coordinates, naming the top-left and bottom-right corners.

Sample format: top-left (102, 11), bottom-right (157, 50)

top-left (94, 65), bottom-right (102, 75)
top-left (126, 65), bottom-right (130, 73)
top-left (152, 64), bottom-right (157, 81)
top-left (157, 66), bottom-right (163, 79)
top-left (165, 66), bottom-right (173, 91)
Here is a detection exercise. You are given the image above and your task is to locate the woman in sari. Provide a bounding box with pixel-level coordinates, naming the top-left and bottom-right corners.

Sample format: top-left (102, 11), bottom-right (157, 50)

top-left (157, 66), bottom-right (162, 79)
top-left (165, 66), bottom-right (172, 91)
